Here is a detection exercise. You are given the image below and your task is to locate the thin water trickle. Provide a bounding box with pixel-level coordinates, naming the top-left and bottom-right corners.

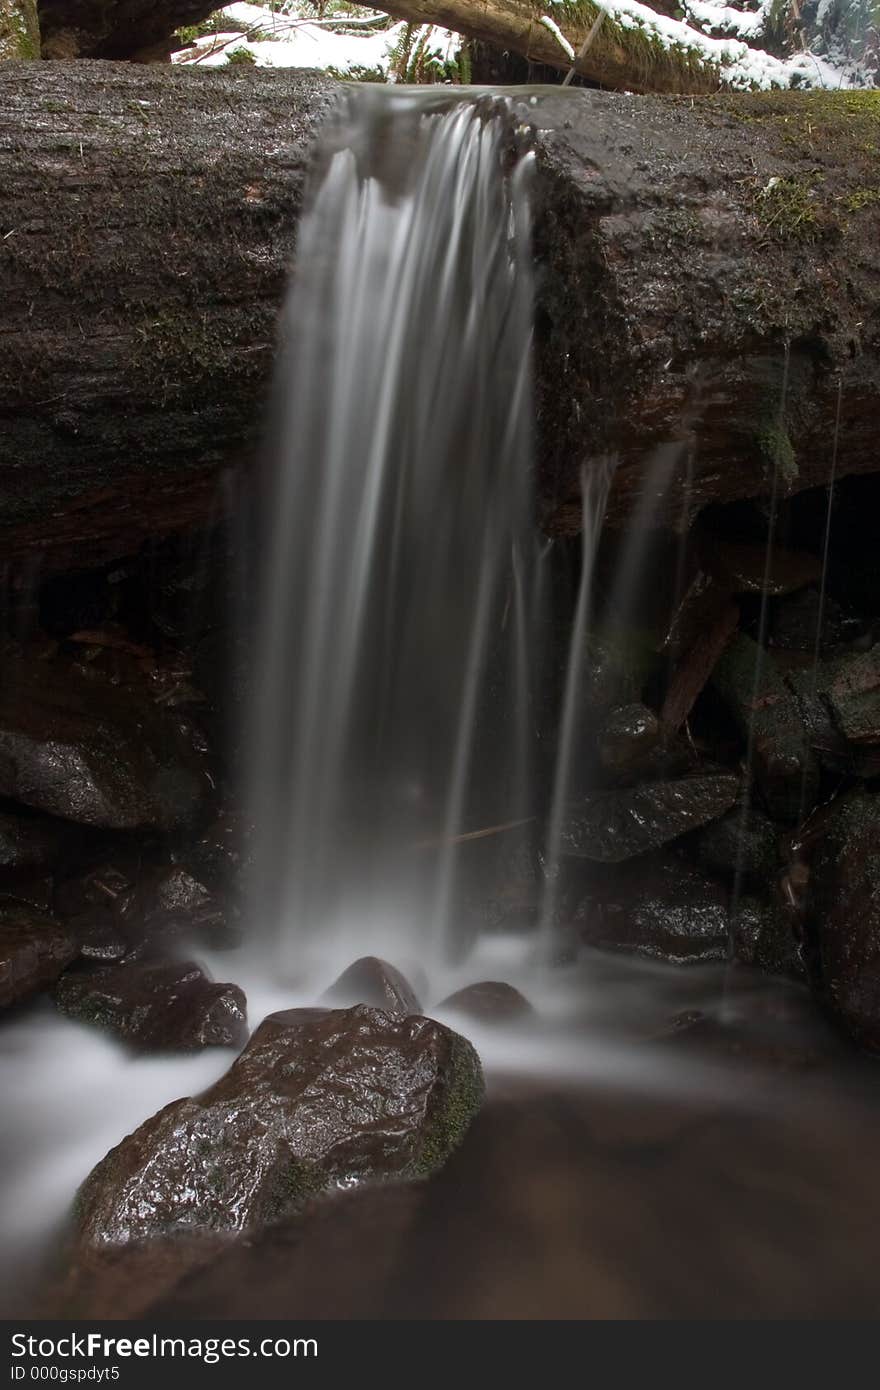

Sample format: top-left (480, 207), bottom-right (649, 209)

top-left (729, 343), bottom-right (792, 933)
top-left (248, 88), bottom-right (538, 974)
top-left (538, 463), bottom-right (613, 952)
top-left (797, 375), bottom-right (844, 823)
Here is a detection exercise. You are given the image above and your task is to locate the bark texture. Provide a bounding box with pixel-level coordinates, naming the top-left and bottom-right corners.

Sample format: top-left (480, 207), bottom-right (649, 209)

top-left (0, 62), bottom-right (336, 565)
top-left (0, 64), bottom-right (878, 562)
top-left (530, 87), bottom-right (880, 530)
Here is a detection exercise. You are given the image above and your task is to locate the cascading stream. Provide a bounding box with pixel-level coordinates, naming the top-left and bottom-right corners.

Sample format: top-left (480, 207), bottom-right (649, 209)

top-left (248, 88), bottom-right (538, 974)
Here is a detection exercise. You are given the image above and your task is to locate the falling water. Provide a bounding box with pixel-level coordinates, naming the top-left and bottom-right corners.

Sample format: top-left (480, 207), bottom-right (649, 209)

top-left (728, 341), bottom-right (789, 922)
top-left (249, 88), bottom-right (537, 973)
top-left (538, 463), bottom-right (612, 949)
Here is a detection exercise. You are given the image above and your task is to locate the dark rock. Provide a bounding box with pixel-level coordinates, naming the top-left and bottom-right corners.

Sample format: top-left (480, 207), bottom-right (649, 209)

top-left (581, 630), bottom-right (657, 713)
top-left (55, 858), bottom-right (138, 921)
top-left (0, 806), bottom-right (76, 871)
top-left (0, 871), bottom-right (55, 914)
top-left (711, 633), bottom-right (819, 821)
top-left (137, 865), bottom-right (240, 952)
top-left (807, 792), bottom-right (880, 1051)
top-left (731, 897), bottom-right (804, 980)
top-left (437, 981), bottom-right (534, 1025)
top-left (560, 772), bottom-right (739, 863)
top-left (825, 644), bottom-right (880, 746)
top-left (685, 797), bottom-right (779, 886)
top-left (54, 960), bottom-right (248, 1052)
top-left (0, 903), bottom-right (77, 1009)
top-left (576, 856), bottom-right (730, 964)
top-left (786, 648), bottom-right (880, 778)
top-left (182, 813), bottom-right (254, 895)
top-left (596, 703), bottom-right (661, 774)
top-left (769, 587), bottom-right (862, 654)
top-left (321, 957), bottom-right (421, 1015)
top-left (73, 1004), bottom-right (483, 1247)
top-left (54, 857), bottom-right (146, 962)
top-left (0, 649), bottom-right (211, 830)
top-left (702, 536), bottom-right (822, 597)
top-left (69, 912), bottom-right (142, 966)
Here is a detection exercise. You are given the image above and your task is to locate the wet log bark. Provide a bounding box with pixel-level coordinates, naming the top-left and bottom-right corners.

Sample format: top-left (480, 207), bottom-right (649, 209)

top-left (0, 63), bottom-right (878, 564)
top-left (0, 62), bottom-right (337, 566)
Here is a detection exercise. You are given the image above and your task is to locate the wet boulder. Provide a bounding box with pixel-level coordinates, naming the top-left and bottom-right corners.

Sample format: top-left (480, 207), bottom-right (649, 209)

top-left (0, 806), bottom-right (77, 871)
top-left (54, 960), bottom-right (248, 1052)
top-left (182, 813), bottom-right (255, 896)
top-left (731, 896), bottom-right (803, 981)
top-left (684, 797), bottom-right (779, 887)
top-left (73, 1004), bottom-right (484, 1247)
top-left (787, 647), bottom-right (880, 778)
top-left (596, 703), bottom-right (661, 776)
top-left (711, 634), bottom-right (819, 822)
top-left (824, 645), bottom-right (880, 747)
top-left (0, 903), bottom-right (78, 1009)
top-left (807, 792), bottom-right (880, 1051)
top-left (0, 649), bottom-right (211, 831)
top-left (580, 630), bottom-right (658, 714)
top-left (576, 855), bottom-right (730, 964)
top-left (54, 857), bottom-right (146, 963)
top-left (136, 865), bottom-right (241, 953)
top-left (702, 537), bottom-right (822, 597)
top-left (768, 588), bottom-right (862, 654)
top-left (437, 981), bottom-right (534, 1025)
top-left (321, 956), bottom-right (421, 1015)
top-left (559, 772), bottom-right (739, 863)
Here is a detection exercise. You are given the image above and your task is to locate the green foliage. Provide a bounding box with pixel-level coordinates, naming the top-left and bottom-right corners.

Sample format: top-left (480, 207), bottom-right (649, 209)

top-left (227, 45), bottom-right (258, 65)
top-left (326, 62), bottom-right (387, 82)
top-left (388, 21), bottom-right (470, 84)
top-left (755, 174), bottom-right (821, 235)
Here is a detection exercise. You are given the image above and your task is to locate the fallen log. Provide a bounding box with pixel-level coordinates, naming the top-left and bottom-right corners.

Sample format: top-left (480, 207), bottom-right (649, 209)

top-left (376, 0), bottom-right (724, 95)
top-left (0, 63), bottom-right (878, 565)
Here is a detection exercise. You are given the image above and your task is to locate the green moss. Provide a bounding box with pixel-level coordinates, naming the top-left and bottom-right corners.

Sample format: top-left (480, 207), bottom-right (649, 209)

top-left (0, 0), bottom-right (40, 60)
top-left (756, 415), bottom-right (798, 490)
top-left (755, 174), bottom-right (821, 237)
top-left (843, 187), bottom-right (880, 212)
top-left (261, 1155), bottom-right (327, 1224)
top-left (697, 91), bottom-right (880, 241)
top-left (411, 1033), bottom-right (484, 1179)
top-left (533, 0), bottom-right (721, 90)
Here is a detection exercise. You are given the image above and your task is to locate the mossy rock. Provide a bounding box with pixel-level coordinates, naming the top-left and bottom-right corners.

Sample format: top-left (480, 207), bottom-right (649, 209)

top-left (73, 1004), bottom-right (484, 1248)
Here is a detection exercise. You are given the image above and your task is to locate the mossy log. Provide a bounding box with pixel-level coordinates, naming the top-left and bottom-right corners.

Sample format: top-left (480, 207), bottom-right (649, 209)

top-left (0, 0), bottom-right (40, 59)
top-left (378, 0), bottom-right (724, 95)
top-left (0, 64), bottom-right (879, 564)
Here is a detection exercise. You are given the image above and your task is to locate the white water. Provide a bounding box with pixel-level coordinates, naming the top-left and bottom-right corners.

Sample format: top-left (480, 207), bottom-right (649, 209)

top-left (248, 87), bottom-right (539, 975)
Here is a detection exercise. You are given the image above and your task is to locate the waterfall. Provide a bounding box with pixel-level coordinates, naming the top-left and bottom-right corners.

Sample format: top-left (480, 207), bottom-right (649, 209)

top-left (248, 88), bottom-right (537, 975)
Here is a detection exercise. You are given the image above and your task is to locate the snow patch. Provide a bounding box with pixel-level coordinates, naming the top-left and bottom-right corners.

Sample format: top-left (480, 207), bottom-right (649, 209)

top-left (539, 14), bottom-right (577, 60)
